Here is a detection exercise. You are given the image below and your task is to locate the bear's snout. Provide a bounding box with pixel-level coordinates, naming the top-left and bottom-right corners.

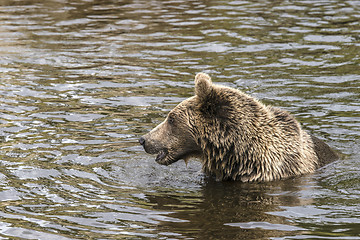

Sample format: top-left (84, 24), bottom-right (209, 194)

top-left (139, 136), bottom-right (145, 146)
top-left (139, 134), bottom-right (174, 165)
top-left (139, 136), bottom-right (152, 153)
top-left (139, 135), bottom-right (161, 155)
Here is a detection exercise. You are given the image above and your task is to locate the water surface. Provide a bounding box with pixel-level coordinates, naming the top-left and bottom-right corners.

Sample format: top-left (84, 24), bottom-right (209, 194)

top-left (0, 0), bottom-right (359, 239)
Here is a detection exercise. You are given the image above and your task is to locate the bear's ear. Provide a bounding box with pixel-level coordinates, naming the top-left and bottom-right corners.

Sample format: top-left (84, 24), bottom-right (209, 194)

top-left (195, 72), bottom-right (213, 99)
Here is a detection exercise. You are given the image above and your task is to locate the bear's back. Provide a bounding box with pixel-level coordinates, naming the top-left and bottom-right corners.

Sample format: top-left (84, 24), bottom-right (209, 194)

top-left (269, 106), bottom-right (338, 168)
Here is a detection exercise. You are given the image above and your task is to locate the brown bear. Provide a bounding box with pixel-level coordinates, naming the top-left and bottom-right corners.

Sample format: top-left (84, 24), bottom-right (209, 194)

top-left (139, 73), bottom-right (338, 182)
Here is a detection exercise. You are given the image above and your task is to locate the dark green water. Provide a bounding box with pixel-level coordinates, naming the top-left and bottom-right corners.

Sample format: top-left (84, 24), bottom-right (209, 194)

top-left (0, 0), bottom-right (359, 239)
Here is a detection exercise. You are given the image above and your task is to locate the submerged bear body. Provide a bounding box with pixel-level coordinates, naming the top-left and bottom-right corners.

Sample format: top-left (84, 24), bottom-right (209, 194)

top-left (139, 73), bottom-right (338, 182)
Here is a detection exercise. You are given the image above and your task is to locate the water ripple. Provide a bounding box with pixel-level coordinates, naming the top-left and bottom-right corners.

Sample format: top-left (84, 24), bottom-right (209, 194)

top-left (0, 0), bottom-right (359, 239)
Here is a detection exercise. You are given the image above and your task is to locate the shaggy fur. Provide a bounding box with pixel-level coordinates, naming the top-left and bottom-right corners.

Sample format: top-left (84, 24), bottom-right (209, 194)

top-left (139, 73), bottom-right (338, 182)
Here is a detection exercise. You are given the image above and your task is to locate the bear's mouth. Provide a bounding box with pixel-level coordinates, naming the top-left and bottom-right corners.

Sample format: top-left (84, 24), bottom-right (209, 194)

top-left (155, 149), bottom-right (171, 166)
top-left (155, 149), bottom-right (179, 166)
top-left (155, 150), bottom-right (167, 163)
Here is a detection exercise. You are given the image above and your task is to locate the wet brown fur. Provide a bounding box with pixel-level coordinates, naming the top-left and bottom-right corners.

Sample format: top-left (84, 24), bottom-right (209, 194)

top-left (140, 73), bottom-right (338, 182)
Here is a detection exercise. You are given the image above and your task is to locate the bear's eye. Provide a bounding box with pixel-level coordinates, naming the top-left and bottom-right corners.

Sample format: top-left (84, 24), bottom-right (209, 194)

top-left (168, 115), bottom-right (175, 125)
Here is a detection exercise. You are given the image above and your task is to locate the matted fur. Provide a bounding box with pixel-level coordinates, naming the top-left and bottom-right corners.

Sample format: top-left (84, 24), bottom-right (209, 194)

top-left (140, 73), bottom-right (338, 182)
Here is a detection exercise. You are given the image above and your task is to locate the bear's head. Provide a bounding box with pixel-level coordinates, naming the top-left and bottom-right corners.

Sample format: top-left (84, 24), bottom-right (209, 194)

top-left (139, 73), bottom-right (218, 166)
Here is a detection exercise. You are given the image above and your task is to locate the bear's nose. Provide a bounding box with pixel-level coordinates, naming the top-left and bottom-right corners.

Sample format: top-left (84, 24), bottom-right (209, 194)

top-left (139, 136), bottom-right (145, 146)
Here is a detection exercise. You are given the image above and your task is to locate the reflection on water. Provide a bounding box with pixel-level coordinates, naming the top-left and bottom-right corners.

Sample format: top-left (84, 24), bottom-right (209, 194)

top-left (0, 0), bottom-right (359, 239)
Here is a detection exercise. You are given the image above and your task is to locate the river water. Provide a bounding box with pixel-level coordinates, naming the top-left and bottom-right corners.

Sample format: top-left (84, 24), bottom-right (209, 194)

top-left (0, 0), bottom-right (359, 239)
